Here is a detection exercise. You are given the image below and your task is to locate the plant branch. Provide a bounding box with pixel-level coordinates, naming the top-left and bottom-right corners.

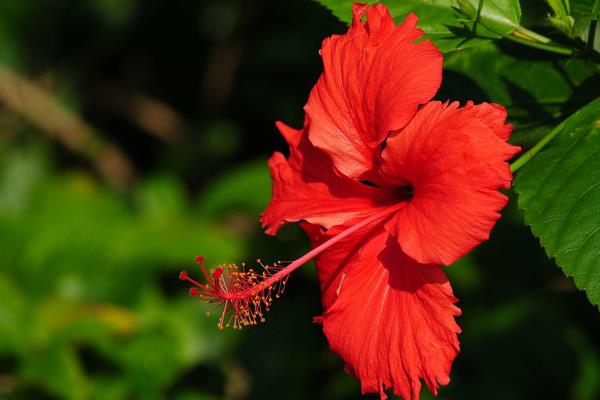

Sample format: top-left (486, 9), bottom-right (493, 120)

top-left (0, 65), bottom-right (136, 190)
top-left (472, 0), bottom-right (484, 36)
top-left (504, 33), bottom-right (575, 55)
top-left (510, 124), bottom-right (563, 173)
top-left (514, 26), bottom-right (552, 43)
top-left (587, 18), bottom-right (598, 54)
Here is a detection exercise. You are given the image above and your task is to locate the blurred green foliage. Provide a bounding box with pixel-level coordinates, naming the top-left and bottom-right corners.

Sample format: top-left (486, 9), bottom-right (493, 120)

top-left (0, 141), bottom-right (244, 399)
top-left (0, 0), bottom-right (598, 400)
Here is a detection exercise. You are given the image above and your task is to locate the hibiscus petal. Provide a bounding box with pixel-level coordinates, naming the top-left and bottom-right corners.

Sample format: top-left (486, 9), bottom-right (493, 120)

top-left (321, 230), bottom-right (461, 400)
top-left (305, 4), bottom-right (442, 180)
top-left (381, 101), bottom-right (521, 266)
top-left (301, 217), bottom-right (388, 312)
top-left (465, 101), bottom-right (513, 141)
top-left (261, 120), bottom-right (397, 235)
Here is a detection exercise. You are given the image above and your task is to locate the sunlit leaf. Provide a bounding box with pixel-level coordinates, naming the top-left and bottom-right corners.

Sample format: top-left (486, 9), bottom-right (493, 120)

top-left (441, 43), bottom-right (599, 143)
top-left (21, 346), bottom-right (89, 400)
top-left (315, 0), bottom-right (522, 52)
top-left (200, 160), bottom-right (271, 217)
top-left (515, 99), bottom-right (600, 307)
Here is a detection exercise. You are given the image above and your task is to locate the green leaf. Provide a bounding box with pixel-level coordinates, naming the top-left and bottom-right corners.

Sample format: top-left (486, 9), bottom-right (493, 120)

top-left (514, 99), bottom-right (600, 307)
top-left (175, 392), bottom-right (221, 400)
top-left (567, 327), bottom-right (600, 399)
top-left (199, 160), bottom-right (271, 217)
top-left (21, 346), bottom-right (89, 400)
top-left (135, 174), bottom-right (187, 221)
top-left (570, 0), bottom-right (600, 49)
top-left (442, 43), bottom-right (599, 143)
top-left (90, 377), bottom-right (131, 400)
top-left (548, 13), bottom-right (576, 36)
top-left (0, 273), bottom-right (27, 353)
top-left (87, 0), bottom-right (138, 27)
top-left (314, 0), bottom-right (517, 52)
top-left (458, 0), bottom-right (522, 36)
top-left (547, 0), bottom-right (575, 35)
top-left (547, 0), bottom-right (572, 16)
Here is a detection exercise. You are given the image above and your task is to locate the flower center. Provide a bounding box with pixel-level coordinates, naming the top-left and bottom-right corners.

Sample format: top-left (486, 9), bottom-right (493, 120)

top-left (180, 203), bottom-right (406, 329)
top-left (398, 184), bottom-right (413, 200)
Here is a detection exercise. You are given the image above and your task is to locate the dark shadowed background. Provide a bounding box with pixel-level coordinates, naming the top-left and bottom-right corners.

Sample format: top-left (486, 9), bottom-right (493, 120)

top-left (0, 0), bottom-right (599, 399)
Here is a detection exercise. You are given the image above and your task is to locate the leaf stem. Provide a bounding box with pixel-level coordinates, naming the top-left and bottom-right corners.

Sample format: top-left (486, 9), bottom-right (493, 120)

top-left (504, 33), bottom-right (575, 55)
top-left (472, 0), bottom-right (484, 36)
top-left (586, 18), bottom-right (598, 54)
top-left (510, 124), bottom-right (563, 173)
top-left (514, 26), bottom-right (551, 43)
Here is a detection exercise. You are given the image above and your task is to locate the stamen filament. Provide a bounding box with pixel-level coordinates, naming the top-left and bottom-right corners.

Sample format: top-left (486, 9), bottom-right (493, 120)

top-left (232, 203), bottom-right (405, 300)
top-left (197, 256), bottom-right (215, 286)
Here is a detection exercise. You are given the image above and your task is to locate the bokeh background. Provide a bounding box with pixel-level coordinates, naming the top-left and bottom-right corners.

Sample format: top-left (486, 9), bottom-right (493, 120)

top-left (0, 1), bottom-right (599, 399)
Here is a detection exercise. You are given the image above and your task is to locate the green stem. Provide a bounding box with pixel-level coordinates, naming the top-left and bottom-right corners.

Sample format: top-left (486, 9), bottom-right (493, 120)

top-left (510, 124), bottom-right (563, 173)
top-left (586, 18), bottom-right (598, 53)
top-left (504, 33), bottom-right (575, 55)
top-left (515, 26), bottom-right (551, 43)
top-left (472, 0), bottom-right (484, 36)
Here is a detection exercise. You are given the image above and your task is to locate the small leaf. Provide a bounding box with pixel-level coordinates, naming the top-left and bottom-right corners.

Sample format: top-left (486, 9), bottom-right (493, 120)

top-left (21, 346), bottom-right (89, 400)
top-left (316, 0), bottom-right (524, 52)
top-left (571, 0), bottom-right (600, 48)
top-left (459, 0), bottom-right (522, 36)
top-left (514, 99), bottom-right (600, 307)
top-left (547, 0), bottom-right (576, 36)
top-left (548, 13), bottom-right (576, 36)
top-left (547, 0), bottom-right (572, 17)
top-left (441, 43), bottom-right (600, 140)
top-left (135, 174), bottom-right (187, 221)
top-left (199, 160), bottom-right (271, 217)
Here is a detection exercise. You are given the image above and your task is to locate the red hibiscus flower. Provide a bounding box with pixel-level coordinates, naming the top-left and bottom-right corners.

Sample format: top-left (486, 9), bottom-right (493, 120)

top-left (181, 3), bottom-right (520, 400)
